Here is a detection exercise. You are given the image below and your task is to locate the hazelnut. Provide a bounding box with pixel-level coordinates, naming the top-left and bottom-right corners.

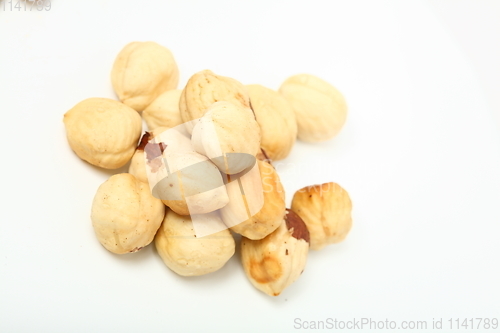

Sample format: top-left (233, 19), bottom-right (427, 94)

top-left (179, 70), bottom-right (250, 133)
top-left (63, 97), bottom-right (142, 169)
top-left (241, 209), bottom-right (309, 296)
top-left (111, 41), bottom-right (179, 111)
top-left (246, 84), bottom-right (297, 160)
top-left (142, 89), bottom-right (183, 130)
top-left (142, 128), bottom-right (229, 216)
top-left (279, 74), bottom-right (347, 142)
top-left (191, 101), bottom-right (261, 175)
top-left (91, 173), bottom-right (165, 254)
top-left (221, 160), bottom-right (285, 240)
top-left (291, 182), bottom-right (352, 250)
top-left (129, 126), bottom-right (195, 184)
top-left (155, 209), bottom-right (235, 276)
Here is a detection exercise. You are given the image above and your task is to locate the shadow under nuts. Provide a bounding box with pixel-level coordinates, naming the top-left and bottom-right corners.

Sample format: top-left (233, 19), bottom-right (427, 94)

top-left (291, 182), bottom-right (352, 251)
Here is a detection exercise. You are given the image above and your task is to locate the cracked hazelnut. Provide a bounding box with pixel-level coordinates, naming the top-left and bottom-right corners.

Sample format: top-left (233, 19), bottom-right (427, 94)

top-left (191, 101), bottom-right (261, 175)
top-left (63, 97), bottom-right (142, 169)
top-left (291, 182), bottom-right (352, 250)
top-left (221, 160), bottom-right (285, 240)
top-left (279, 74), bottom-right (347, 142)
top-left (142, 89), bottom-right (183, 130)
top-left (91, 173), bottom-right (165, 254)
top-left (179, 70), bottom-right (250, 133)
top-left (241, 209), bottom-right (309, 296)
top-left (246, 84), bottom-right (297, 160)
top-left (111, 41), bottom-right (179, 111)
top-left (155, 209), bottom-right (235, 276)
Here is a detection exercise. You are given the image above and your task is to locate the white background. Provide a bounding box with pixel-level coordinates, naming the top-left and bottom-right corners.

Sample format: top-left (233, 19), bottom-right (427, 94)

top-left (1, 1), bottom-right (499, 332)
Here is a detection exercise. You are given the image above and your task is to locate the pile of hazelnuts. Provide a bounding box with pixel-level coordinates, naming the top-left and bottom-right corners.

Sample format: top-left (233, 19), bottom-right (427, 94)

top-left (63, 41), bottom-right (352, 297)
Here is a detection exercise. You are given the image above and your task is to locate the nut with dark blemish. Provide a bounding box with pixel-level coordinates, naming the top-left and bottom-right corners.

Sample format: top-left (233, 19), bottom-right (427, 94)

top-left (291, 182), bottom-right (352, 251)
top-left (241, 212), bottom-right (309, 296)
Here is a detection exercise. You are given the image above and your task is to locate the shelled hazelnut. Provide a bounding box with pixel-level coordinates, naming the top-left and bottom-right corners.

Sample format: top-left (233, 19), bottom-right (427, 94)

top-left (291, 182), bottom-right (352, 250)
top-left (111, 41), bottom-right (179, 111)
top-left (91, 173), bottom-right (165, 254)
top-left (241, 209), bottom-right (309, 296)
top-left (246, 84), bottom-right (297, 161)
top-left (63, 97), bottom-right (142, 169)
top-left (279, 73), bottom-right (347, 142)
top-left (155, 210), bottom-right (235, 276)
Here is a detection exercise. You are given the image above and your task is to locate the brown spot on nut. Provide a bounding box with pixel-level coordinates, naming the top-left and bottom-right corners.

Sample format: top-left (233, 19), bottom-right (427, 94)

top-left (249, 256), bottom-right (282, 284)
top-left (137, 132), bottom-right (152, 151)
top-left (285, 209), bottom-right (310, 243)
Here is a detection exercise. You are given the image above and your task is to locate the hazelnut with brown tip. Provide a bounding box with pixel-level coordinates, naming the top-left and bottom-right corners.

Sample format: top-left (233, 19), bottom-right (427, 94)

top-left (291, 182), bottom-right (352, 251)
top-left (241, 209), bottom-right (309, 296)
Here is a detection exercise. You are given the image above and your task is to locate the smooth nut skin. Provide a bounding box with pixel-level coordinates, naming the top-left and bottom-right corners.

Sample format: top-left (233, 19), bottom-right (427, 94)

top-left (246, 84), bottom-right (297, 161)
top-left (155, 210), bottom-right (235, 276)
top-left (63, 98), bottom-right (142, 169)
top-left (111, 41), bottom-right (179, 111)
top-left (179, 70), bottom-right (250, 133)
top-left (279, 74), bottom-right (347, 142)
top-left (91, 173), bottom-right (165, 254)
top-left (191, 101), bottom-right (261, 175)
top-left (241, 210), bottom-right (309, 296)
top-left (221, 160), bottom-right (285, 240)
top-left (142, 89), bottom-right (183, 130)
top-left (291, 182), bottom-right (352, 251)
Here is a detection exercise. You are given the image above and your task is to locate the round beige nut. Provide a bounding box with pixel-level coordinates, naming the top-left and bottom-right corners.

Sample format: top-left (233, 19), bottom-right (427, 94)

top-left (279, 74), bottom-right (347, 142)
top-left (63, 98), bottom-right (142, 169)
top-left (111, 41), bottom-right (179, 111)
top-left (241, 209), bottom-right (309, 296)
top-left (191, 101), bottom-right (261, 175)
top-left (179, 70), bottom-right (250, 133)
top-left (155, 210), bottom-right (235, 276)
top-left (142, 89), bottom-right (183, 130)
top-left (291, 182), bottom-right (352, 250)
top-left (156, 152), bottom-right (229, 215)
top-left (91, 173), bottom-right (165, 254)
top-left (246, 84), bottom-right (297, 161)
top-left (128, 129), bottom-right (193, 184)
top-left (221, 160), bottom-right (285, 240)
